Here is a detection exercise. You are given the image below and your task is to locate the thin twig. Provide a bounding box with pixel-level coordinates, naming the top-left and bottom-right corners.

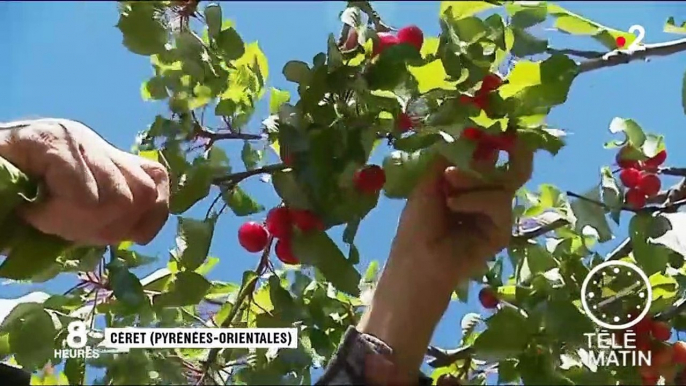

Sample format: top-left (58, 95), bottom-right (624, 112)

top-left (349, 1), bottom-right (392, 32)
top-left (201, 237), bottom-right (274, 378)
top-left (511, 218), bottom-right (570, 241)
top-left (212, 163), bottom-right (287, 185)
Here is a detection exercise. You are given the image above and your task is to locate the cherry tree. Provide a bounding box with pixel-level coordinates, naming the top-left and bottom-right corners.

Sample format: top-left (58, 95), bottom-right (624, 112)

top-left (3, 1), bottom-right (686, 384)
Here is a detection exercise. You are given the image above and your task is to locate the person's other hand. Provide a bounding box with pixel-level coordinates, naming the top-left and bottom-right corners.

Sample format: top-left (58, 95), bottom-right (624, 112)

top-left (0, 119), bottom-right (170, 246)
top-left (390, 136), bottom-right (534, 287)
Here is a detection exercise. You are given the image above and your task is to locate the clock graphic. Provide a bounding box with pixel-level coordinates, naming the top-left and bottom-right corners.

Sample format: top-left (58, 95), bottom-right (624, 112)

top-left (580, 260), bottom-right (652, 330)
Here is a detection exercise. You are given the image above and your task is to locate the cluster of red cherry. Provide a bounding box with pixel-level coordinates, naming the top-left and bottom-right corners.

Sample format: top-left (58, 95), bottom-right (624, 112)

top-left (460, 73), bottom-right (504, 113)
top-left (616, 147), bottom-right (667, 209)
top-left (614, 316), bottom-right (686, 385)
top-left (237, 165), bottom-right (386, 261)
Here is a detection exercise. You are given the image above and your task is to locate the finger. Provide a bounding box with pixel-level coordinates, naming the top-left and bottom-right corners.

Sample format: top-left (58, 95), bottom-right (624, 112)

top-left (18, 199), bottom-right (111, 245)
top-left (445, 191), bottom-right (513, 246)
top-left (128, 159), bottom-right (170, 245)
top-left (42, 145), bottom-right (100, 206)
top-left (504, 137), bottom-right (534, 190)
top-left (79, 150), bottom-right (134, 230)
top-left (98, 152), bottom-right (159, 244)
top-left (408, 154), bottom-right (451, 201)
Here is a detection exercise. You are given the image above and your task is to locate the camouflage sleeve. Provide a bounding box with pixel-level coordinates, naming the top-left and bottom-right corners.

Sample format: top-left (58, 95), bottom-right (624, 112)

top-left (315, 326), bottom-right (433, 385)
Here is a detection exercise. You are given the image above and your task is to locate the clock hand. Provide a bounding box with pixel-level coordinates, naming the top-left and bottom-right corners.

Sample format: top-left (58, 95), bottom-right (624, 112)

top-left (597, 281), bottom-right (644, 308)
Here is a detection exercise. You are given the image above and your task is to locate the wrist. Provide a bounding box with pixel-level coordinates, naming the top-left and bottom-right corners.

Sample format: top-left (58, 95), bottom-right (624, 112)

top-left (356, 251), bottom-right (455, 381)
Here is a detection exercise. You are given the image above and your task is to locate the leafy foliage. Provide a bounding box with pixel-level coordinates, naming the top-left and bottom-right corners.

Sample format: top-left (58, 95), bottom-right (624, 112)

top-left (2, 1), bottom-right (686, 385)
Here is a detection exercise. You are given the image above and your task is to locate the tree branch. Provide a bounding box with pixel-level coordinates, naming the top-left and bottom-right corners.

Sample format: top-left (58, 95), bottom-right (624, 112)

top-left (547, 47), bottom-right (605, 59)
top-left (195, 127), bottom-right (264, 142)
top-left (655, 297), bottom-right (686, 322)
top-left (212, 163), bottom-right (287, 186)
top-left (201, 237), bottom-right (274, 380)
top-left (579, 37), bottom-right (686, 73)
top-left (659, 167), bottom-right (686, 177)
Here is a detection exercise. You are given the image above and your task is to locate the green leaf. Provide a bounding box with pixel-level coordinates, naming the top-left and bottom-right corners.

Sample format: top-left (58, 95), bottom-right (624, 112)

top-left (216, 26), bottom-right (245, 61)
top-left (440, 1), bottom-right (497, 20)
top-left (153, 271), bottom-right (212, 308)
top-left (630, 213), bottom-right (671, 276)
top-left (608, 117), bottom-right (646, 149)
top-left (547, 3), bottom-right (632, 50)
top-left (269, 88), bottom-right (291, 114)
top-left (382, 149), bottom-right (435, 199)
top-left (204, 4), bottom-right (222, 39)
top-left (569, 187), bottom-right (613, 243)
top-left (292, 232), bottom-right (361, 296)
top-left (141, 77), bottom-right (168, 100)
top-left (283, 61), bottom-right (312, 85)
top-left (472, 307), bottom-right (533, 360)
top-left (116, 3), bottom-right (168, 56)
top-left (543, 299), bottom-right (594, 345)
top-left (106, 258), bottom-right (147, 311)
top-left (272, 171), bottom-right (312, 210)
top-left (64, 357), bottom-right (86, 386)
top-left (169, 159), bottom-right (213, 214)
top-left (8, 307), bottom-right (56, 370)
top-left (510, 27), bottom-right (548, 57)
top-left (665, 17), bottom-right (686, 34)
top-left (408, 59), bottom-right (457, 93)
top-left (0, 225), bottom-right (71, 281)
top-left (221, 186), bottom-right (264, 216)
top-left (506, 3), bottom-right (548, 29)
top-left (600, 166), bottom-right (622, 224)
top-left (240, 141), bottom-right (261, 171)
top-left (502, 55), bottom-right (579, 115)
top-left (173, 217), bottom-right (215, 272)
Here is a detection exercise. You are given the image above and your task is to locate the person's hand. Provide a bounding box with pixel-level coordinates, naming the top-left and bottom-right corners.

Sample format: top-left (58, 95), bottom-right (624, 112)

top-left (0, 119), bottom-right (170, 246)
top-left (390, 136), bottom-right (534, 288)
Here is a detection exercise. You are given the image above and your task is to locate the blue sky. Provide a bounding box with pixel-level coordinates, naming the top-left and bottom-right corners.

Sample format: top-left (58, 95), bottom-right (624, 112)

top-left (3, 0), bottom-right (686, 382)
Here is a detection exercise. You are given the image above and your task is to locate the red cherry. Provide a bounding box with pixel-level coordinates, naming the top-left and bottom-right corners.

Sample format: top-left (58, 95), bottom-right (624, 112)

top-left (491, 132), bottom-right (517, 153)
top-left (291, 209), bottom-right (324, 233)
top-left (652, 344), bottom-right (674, 369)
top-left (619, 168), bottom-right (642, 188)
top-left (462, 127), bottom-right (482, 141)
top-left (397, 112), bottom-right (413, 132)
top-left (637, 173), bottom-right (661, 197)
top-left (473, 141), bottom-right (498, 162)
top-left (635, 316), bottom-right (654, 337)
top-left (238, 221), bottom-right (269, 253)
top-left (353, 165), bottom-right (386, 194)
top-left (275, 238), bottom-right (299, 265)
top-left (652, 321), bottom-right (672, 342)
top-left (616, 148), bottom-right (641, 169)
top-left (644, 150), bottom-right (667, 169)
top-left (397, 25), bottom-right (424, 51)
top-left (641, 374), bottom-right (658, 386)
top-left (636, 333), bottom-right (652, 352)
top-left (342, 28), bottom-right (359, 50)
top-left (265, 207), bottom-right (292, 239)
top-left (481, 73), bottom-right (503, 92)
top-left (373, 32), bottom-right (399, 56)
top-left (673, 341), bottom-right (686, 364)
top-left (459, 95), bottom-right (474, 105)
top-left (626, 188), bottom-right (647, 209)
top-left (473, 94), bottom-right (489, 111)
top-left (478, 287), bottom-right (499, 309)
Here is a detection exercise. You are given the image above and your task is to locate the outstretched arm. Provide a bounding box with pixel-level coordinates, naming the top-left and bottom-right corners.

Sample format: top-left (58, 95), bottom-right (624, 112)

top-left (317, 139), bottom-right (534, 385)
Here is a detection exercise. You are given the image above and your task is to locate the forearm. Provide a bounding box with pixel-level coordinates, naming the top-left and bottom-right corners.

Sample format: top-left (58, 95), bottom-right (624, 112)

top-left (356, 247), bottom-right (456, 383)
